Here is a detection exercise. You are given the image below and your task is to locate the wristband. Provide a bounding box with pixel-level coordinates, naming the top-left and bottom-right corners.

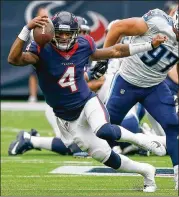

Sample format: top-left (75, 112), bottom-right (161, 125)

top-left (129, 42), bottom-right (153, 56)
top-left (18, 26), bottom-right (31, 42)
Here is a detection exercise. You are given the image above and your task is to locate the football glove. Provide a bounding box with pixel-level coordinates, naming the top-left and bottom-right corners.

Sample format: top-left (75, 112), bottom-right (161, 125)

top-left (88, 60), bottom-right (109, 80)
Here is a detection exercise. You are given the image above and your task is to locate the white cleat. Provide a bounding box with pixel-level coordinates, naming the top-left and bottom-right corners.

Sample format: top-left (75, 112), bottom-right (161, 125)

top-left (135, 133), bottom-right (166, 156)
top-left (142, 164), bottom-right (157, 193)
top-left (143, 184), bottom-right (157, 193)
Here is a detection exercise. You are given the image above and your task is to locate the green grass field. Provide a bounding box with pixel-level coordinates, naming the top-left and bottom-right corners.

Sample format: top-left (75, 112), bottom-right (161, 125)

top-left (1, 110), bottom-right (178, 196)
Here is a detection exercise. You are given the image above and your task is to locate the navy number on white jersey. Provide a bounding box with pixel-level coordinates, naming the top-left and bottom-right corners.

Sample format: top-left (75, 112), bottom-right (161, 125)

top-left (140, 45), bottom-right (178, 73)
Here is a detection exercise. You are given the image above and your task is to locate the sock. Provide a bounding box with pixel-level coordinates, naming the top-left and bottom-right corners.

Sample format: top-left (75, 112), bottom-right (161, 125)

top-left (68, 143), bottom-right (82, 153)
top-left (104, 150), bottom-right (121, 169)
top-left (30, 136), bottom-right (72, 155)
top-left (30, 136), bottom-right (53, 150)
top-left (52, 137), bottom-right (72, 155)
top-left (118, 126), bottom-right (139, 143)
top-left (104, 151), bottom-right (154, 184)
top-left (174, 165), bottom-right (178, 175)
top-left (117, 154), bottom-right (154, 184)
top-left (174, 165), bottom-right (178, 188)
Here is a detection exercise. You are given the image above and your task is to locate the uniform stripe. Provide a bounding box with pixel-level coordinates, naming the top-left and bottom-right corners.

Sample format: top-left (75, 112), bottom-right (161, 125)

top-left (97, 96), bottom-right (110, 123)
top-left (84, 35), bottom-right (96, 53)
top-left (105, 72), bottom-right (120, 106)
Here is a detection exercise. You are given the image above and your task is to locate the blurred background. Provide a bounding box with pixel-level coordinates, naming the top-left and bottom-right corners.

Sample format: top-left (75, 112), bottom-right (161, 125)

top-left (1, 0), bottom-right (177, 101)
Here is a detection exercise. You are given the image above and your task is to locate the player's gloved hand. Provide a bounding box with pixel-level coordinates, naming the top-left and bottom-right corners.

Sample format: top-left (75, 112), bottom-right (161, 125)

top-left (88, 60), bottom-right (108, 80)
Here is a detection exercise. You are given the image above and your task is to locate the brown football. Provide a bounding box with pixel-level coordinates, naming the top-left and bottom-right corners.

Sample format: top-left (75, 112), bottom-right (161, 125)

top-left (33, 18), bottom-right (54, 47)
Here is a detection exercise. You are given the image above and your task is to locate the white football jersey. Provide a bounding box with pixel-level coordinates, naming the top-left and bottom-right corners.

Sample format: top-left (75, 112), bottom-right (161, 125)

top-left (119, 9), bottom-right (179, 87)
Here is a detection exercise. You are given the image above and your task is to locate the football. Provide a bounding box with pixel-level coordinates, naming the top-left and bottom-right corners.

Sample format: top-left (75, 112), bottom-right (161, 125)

top-left (33, 18), bottom-right (54, 47)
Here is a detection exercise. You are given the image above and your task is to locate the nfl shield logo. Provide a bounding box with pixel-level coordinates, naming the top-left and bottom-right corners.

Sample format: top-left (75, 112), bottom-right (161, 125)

top-left (120, 89), bottom-right (125, 94)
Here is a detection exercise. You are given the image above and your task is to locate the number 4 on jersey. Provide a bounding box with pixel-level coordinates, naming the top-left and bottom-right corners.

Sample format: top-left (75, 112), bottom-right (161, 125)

top-left (58, 66), bottom-right (77, 92)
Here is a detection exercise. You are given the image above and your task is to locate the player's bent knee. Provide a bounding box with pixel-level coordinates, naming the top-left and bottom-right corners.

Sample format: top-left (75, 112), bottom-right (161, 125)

top-left (96, 123), bottom-right (121, 141)
top-left (90, 140), bottom-right (111, 163)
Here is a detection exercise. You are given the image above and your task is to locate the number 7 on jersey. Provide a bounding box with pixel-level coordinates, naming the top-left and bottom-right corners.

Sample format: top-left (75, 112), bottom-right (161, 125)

top-left (58, 66), bottom-right (77, 92)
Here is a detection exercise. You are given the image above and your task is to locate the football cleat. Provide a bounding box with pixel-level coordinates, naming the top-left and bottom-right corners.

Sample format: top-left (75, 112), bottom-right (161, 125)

top-left (29, 129), bottom-right (40, 137)
top-left (16, 129), bottom-right (40, 139)
top-left (142, 164), bottom-right (157, 192)
top-left (8, 131), bottom-right (33, 156)
top-left (16, 129), bottom-right (41, 151)
top-left (135, 133), bottom-right (166, 156)
top-left (138, 148), bottom-right (150, 157)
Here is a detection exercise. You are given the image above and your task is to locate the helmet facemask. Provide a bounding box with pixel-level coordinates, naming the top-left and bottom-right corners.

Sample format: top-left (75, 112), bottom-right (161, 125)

top-left (51, 11), bottom-right (79, 51)
top-left (52, 28), bottom-right (79, 51)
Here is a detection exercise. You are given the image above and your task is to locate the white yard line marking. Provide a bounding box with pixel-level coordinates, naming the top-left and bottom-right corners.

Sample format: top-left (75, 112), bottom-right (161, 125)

top-left (1, 175), bottom-right (85, 178)
top-left (1, 156), bottom-right (22, 159)
top-left (1, 174), bottom-right (174, 178)
top-left (1, 159), bottom-right (94, 165)
top-left (1, 102), bottom-right (46, 111)
top-left (1, 188), bottom-right (176, 191)
top-left (49, 166), bottom-right (174, 177)
top-left (63, 161), bottom-right (93, 164)
top-left (1, 127), bottom-right (26, 132)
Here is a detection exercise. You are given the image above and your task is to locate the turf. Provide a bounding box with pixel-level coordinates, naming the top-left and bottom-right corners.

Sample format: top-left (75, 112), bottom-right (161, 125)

top-left (1, 111), bottom-right (178, 196)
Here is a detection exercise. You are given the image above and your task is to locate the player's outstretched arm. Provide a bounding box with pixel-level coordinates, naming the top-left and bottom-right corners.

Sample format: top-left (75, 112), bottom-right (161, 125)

top-left (91, 34), bottom-right (167, 60)
top-left (103, 18), bottom-right (148, 48)
top-left (8, 16), bottom-right (48, 66)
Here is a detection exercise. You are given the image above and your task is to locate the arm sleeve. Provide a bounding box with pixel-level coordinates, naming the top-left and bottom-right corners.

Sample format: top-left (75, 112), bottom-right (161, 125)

top-left (25, 40), bottom-right (41, 56)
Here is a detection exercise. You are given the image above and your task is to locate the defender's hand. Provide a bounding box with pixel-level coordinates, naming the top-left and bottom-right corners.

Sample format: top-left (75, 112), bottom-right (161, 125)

top-left (27, 16), bottom-right (49, 30)
top-left (90, 60), bottom-right (108, 80)
top-left (151, 34), bottom-right (168, 48)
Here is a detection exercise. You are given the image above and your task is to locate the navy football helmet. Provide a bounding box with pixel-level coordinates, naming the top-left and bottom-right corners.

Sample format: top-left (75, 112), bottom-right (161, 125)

top-left (51, 11), bottom-right (79, 51)
top-left (76, 16), bottom-right (90, 35)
